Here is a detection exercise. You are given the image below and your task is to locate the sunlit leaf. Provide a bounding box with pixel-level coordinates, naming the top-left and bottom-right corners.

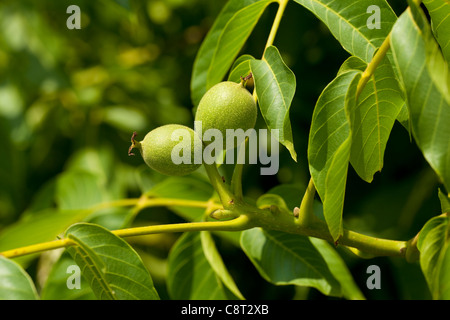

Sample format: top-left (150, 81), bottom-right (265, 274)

top-left (423, 0), bottom-right (450, 63)
top-left (0, 209), bottom-right (90, 266)
top-left (0, 256), bottom-right (39, 300)
top-left (228, 54), bottom-right (255, 83)
top-left (390, 3), bottom-right (450, 192)
top-left (251, 45), bottom-right (297, 161)
top-left (293, 0), bottom-right (397, 63)
top-left (338, 56), bottom-right (405, 182)
top-left (65, 223), bottom-right (160, 300)
top-left (308, 70), bottom-right (361, 241)
top-left (56, 170), bottom-right (107, 210)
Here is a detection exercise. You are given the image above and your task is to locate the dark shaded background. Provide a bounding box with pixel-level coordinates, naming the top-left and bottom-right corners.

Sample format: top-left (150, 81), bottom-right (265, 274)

top-left (0, 0), bottom-right (440, 299)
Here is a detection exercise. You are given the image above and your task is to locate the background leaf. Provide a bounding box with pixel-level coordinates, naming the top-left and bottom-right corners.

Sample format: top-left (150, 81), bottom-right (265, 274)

top-left (0, 209), bottom-right (89, 266)
top-left (145, 175), bottom-right (214, 222)
top-left (293, 0), bottom-right (397, 63)
top-left (308, 70), bottom-right (361, 241)
top-left (65, 223), bottom-right (160, 300)
top-left (56, 169), bottom-right (108, 210)
top-left (240, 228), bottom-right (341, 297)
top-left (166, 231), bottom-right (237, 299)
top-left (390, 3), bottom-right (450, 192)
top-left (190, 0), bottom-right (274, 106)
top-left (0, 256), bottom-right (39, 300)
top-left (251, 45), bottom-right (297, 161)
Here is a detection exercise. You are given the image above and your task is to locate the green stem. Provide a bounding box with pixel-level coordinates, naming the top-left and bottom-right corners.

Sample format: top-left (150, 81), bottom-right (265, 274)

top-left (230, 138), bottom-right (248, 201)
top-left (203, 163), bottom-right (235, 207)
top-left (264, 0), bottom-right (289, 52)
top-left (0, 216), bottom-right (252, 259)
top-left (355, 0), bottom-right (422, 101)
top-left (296, 178), bottom-right (319, 227)
top-left (251, 206), bottom-right (408, 257)
top-left (231, 0), bottom-right (289, 195)
top-left (340, 229), bottom-right (406, 257)
top-left (355, 33), bottom-right (391, 101)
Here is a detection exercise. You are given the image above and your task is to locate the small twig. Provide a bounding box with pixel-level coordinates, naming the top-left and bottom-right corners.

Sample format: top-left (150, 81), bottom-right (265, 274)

top-left (128, 131), bottom-right (138, 156)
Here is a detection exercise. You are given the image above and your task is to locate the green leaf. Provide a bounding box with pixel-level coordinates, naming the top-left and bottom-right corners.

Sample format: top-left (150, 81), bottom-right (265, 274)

top-left (102, 106), bottom-right (148, 133)
top-left (65, 223), bottom-right (159, 300)
top-left (240, 228), bottom-right (341, 297)
top-left (113, 0), bottom-right (131, 11)
top-left (309, 238), bottom-right (365, 300)
top-left (167, 231), bottom-right (236, 299)
top-left (254, 186), bottom-right (363, 299)
top-left (145, 176), bottom-right (214, 221)
top-left (0, 209), bottom-right (90, 266)
top-left (438, 189), bottom-right (450, 213)
top-left (308, 70), bottom-right (361, 241)
top-left (56, 170), bottom-right (107, 210)
top-left (338, 56), bottom-right (405, 182)
top-left (423, 0), bottom-right (450, 63)
top-left (0, 256), bottom-right (39, 300)
top-left (261, 183), bottom-right (307, 210)
top-left (40, 251), bottom-right (96, 300)
top-left (200, 231), bottom-right (244, 299)
top-left (293, 0), bottom-right (397, 63)
top-left (390, 3), bottom-right (450, 192)
top-left (256, 193), bottom-right (291, 213)
top-left (228, 54), bottom-right (255, 83)
top-left (145, 176), bottom-right (241, 247)
top-left (417, 214), bottom-right (450, 299)
top-left (190, 0), bottom-right (274, 106)
top-left (251, 45), bottom-right (297, 161)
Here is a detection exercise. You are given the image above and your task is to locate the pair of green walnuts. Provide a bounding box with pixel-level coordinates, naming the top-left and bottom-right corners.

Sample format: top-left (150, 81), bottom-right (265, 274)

top-left (129, 80), bottom-right (257, 176)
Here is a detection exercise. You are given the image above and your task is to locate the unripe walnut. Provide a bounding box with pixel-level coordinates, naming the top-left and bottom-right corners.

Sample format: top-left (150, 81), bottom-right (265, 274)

top-left (129, 125), bottom-right (202, 176)
top-left (195, 81), bottom-right (257, 148)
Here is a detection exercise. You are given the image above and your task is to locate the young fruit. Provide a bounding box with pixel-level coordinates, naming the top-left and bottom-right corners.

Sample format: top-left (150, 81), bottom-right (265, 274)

top-left (195, 81), bottom-right (257, 148)
top-left (129, 124), bottom-right (202, 176)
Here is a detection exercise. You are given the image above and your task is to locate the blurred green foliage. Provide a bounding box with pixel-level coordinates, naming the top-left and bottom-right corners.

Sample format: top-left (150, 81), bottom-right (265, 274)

top-left (0, 0), bottom-right (441, 299)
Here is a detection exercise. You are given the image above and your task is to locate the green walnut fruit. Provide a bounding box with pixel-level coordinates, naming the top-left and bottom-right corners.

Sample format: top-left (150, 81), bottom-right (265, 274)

top-left (129, 124), bottom-right (202, 176)
top-left (195, 81), bottom-right (257, 147)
